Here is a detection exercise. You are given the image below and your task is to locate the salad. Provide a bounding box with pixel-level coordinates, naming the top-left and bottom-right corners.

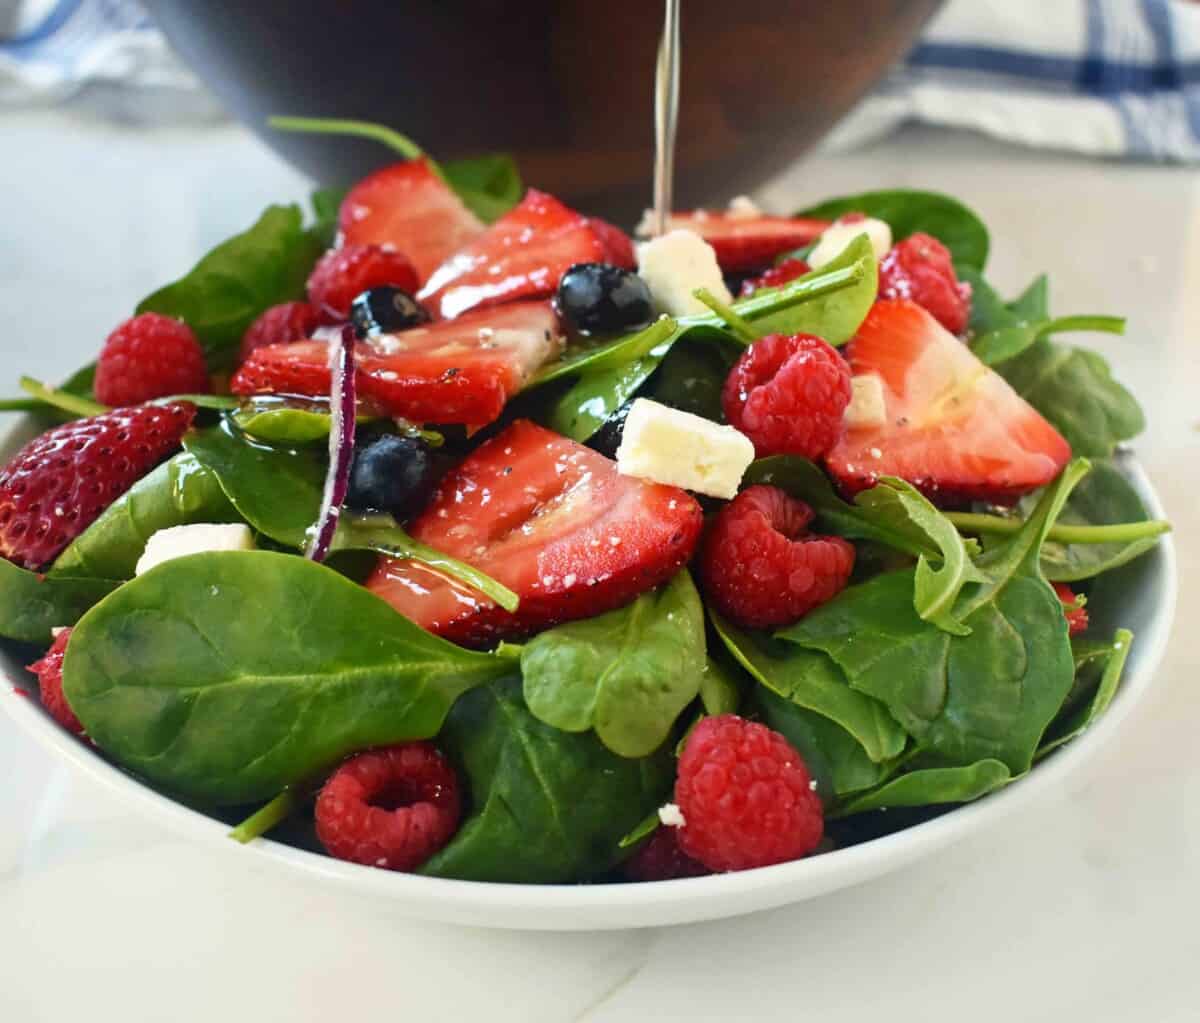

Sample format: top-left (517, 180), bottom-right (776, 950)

top-left (0, 117), bottom-right (1169, 885)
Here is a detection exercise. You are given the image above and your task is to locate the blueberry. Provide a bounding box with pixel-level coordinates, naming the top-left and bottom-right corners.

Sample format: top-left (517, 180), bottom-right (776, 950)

top-left (346, 434), bottom-right (432, 517)
top-left (350, 287), bottom-right (430, 338)
top-left (556, 263), bottom-right (653, 335)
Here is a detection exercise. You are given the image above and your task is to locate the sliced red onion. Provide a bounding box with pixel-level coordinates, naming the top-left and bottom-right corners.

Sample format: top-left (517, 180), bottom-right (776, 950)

top-left (306, 325), bottom-right (357, 562)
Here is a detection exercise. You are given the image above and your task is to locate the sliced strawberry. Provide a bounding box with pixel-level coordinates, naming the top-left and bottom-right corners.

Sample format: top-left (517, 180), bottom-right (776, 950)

top-left (231, 301), bottom-right (563, 427)
top-left (418, 189), bottom-right (612, 320)
top-left (366, 420), bottom-right (704, 647)
top-left (651, 212), bottom-right (829, 272)
top-left (588, 217), bottom-right (636, 269)
top-left (339, 158), bottom-right (485, 283)
top-left (826, 300), bottom-right (1071, 504)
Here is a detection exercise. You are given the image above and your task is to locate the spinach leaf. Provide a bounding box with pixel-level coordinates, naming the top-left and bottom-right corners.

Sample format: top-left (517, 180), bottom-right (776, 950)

top-left (309, 187), bottom-right (345, 248)
top-left (957, 265), bottom-right (1015, 335)
top-left (711, 613), bottom-right (905, 763)
top-left (442, 153), bottom-right (523, 222)
top-left (995, 339), bottom-right (1145, 457)
top-left (1007, 274), bottom-right (1050, 321)
top-left (63, 550), bottom-right (511, 805)
top-left (1038, 629), bottom-right (1133, 758)
top-left (49, 453), bottom-right (240, 581)
top-left (745, 457), bottom-right (983, 634)
top-left (0, 560), bottom-right (118, 644)
top-left (832, 759), bottom-right (1010, 817)
top-left (137, 204), bottom-right (324, 372)
top-left (797, 189), bottom-right (989, 269)
top-left (780, 461), bottom-right (1088, 773)
top-left (420, 676), bottom-right (673, 883)
top-left (520, 571), bottom-right (706, 758)
top-left (700, 655), bottom-right (743, 716)
top-left (646, 337), bottom-right (740, 423)
top-left (232, 405), bottom-right (335, 445)
top-left (972, 315), bottom-right (1125, 367)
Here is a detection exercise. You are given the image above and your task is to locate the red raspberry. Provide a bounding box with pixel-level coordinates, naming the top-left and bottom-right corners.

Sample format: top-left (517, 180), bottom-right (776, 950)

top-left (1053, 582), bottom-right (1090, 636)
top-left (239, 301), bottom-right (321, 363)
top-left (307, 244), bottom-right (420, 321)
top-left (675, 715), bottom-right (823, 872)
top-left (94, 312), bottom-right (209, 407)
top-left (26, 628), bottom-right (83, 735)
top-left (722, 333), bottom-right (851, 459)
top-left (623, 825), bottom-right (709, 882)
top-left (0, 402), bottom-right (196, 569)
top-left (739, 257), bottom-right (811, 297)
top-left (315, 743), bottom-right (461, 871)
top-left (700, 485), bottom-right (854, 630)
top-left (878, 233), bottom-right (972, 335)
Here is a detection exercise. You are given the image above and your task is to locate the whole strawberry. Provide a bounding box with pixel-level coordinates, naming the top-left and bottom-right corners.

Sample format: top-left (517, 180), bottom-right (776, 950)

top-left (27, 628), bottom-right (83, 735)
top-left (0, 402), bottom-right (196, 569)
top-left (94, 312), bottom-right (210, 406)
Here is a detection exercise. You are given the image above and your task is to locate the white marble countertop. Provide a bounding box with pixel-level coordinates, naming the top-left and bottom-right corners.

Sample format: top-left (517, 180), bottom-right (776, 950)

top-left (0, 110), bottom-right (1197, 1022)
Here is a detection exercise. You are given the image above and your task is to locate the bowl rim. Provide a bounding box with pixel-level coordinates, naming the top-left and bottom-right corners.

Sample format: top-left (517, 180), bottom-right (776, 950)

top-left (0, 443), bottom-right (1177, 930)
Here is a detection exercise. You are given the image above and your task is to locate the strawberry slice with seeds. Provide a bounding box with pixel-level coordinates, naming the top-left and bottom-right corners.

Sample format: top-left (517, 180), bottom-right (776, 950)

top-left (650, 211), bottom-right (830, 272)
top-left (0, 403), bottom-right (196, 570)
top-left (231, 301), bottom-right (563, 427)
top-left (339, 158), bottom-right (485, 283)
top-left (366, 419), bottom-right (704, 647)
top-left (826, 300), bottom-right (1071, 504)
top-left (418, 189), bottom-right (628, 320)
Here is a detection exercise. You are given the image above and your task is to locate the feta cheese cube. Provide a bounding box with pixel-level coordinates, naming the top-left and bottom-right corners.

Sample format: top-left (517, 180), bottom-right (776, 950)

top-left (845, 373), bottom-right (888, 429)
top-left (808, 215), bottom-right (893, 269)
top-left (725, 195), bottom-right (762, 219)
top-left (635, 229), bottom-right (733, 317)
top-left (658, 802), bottom-right (687, 828)
top-left (616, 398), bottom-right (754, 499)
top-left (135, 523), bottom-right (256, 576)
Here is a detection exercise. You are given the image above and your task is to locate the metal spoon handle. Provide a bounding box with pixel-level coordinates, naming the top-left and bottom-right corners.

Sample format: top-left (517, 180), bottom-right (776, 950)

top-left (652, 0), bottom-right (681, 237)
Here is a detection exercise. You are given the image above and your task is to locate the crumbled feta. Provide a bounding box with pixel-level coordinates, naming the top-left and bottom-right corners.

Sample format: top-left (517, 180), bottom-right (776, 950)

top-left (636, 229), bottom-right (733, 317)
top-left (808, 215), bottom-right (893, 269)
top-left (726, 195), bottom-right (762, 219)
top-left (135, 523), bottom-right (255, 576)
top-left (658, 802), bottom-right (687, 828)
top-left (616, 399), bottom-right (754, 499)
top-left (845, 374), bottom-right (888, 430)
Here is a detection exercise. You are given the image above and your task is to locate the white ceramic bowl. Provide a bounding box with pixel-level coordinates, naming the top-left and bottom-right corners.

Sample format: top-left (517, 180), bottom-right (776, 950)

top-left (0, 419), bottom-right (1176, 930)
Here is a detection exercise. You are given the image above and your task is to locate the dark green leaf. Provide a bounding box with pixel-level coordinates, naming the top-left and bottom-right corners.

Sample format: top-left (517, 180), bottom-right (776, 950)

top-left (1039, 629), bottom-right (1133, 757)
top-left (646, 338), bottom-right (740, 422)
top-left (0, 560), bottom-right (118, 644)
top-left (797, 189), bottom-right (989, 269)
top-left (832, 759), bottom-right (1010, 816)
top-left (442, 153), bottom-right (523, 222)
top-left (49, 453), bottom-right (240, 581)
top-left (64, 550), bottom-right (511, 805)
top-left (972, 315), bottom-right (1125, 367)
top-left (956, 265), bottom-right (1016, 335)
top-left (521, 571), bottom-right (706, 758)
top-left (699, 655), bottom-right (743, 716)
top-left (420, 677), bottom-right (673, 883)
top-left (617, 809), bottom-right (662, 850)
top-left (1007, 274), bottom-right (1050, 321)
top-left (309, 187), bottom-right (345, 248)
top-left (137, 205), bottom-right (323, 372)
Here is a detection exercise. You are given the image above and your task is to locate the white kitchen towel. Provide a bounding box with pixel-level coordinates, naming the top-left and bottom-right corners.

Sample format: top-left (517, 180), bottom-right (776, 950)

top-left (828, 0), bottom-right (1200, 161)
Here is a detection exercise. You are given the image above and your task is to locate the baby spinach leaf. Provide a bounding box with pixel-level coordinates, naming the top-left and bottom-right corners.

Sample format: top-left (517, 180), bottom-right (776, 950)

top-left (520, 571), bottom-right (706, 758)
top-left (831, 759), bottom-right (1010, 817)
top-left (957, 265), bottom-right (1015, 335)
top-left (49, 453), bottom-right (240, 581)
top-left (972, 315), bottom-right (1125, 367)
top-left (233, 405), bottom-right (340, 445)
top-left (797, 189), bottom-right (990, 270)
top-left (137, 204), bottom-right (324, 372)
top-left (618, 809), bottom-right (662, 850)
top-left (308, 187), bottom-right (345, 248)
top-left (420, 676), bottom-right (673, 883)
top-left (711, 613), bottom-right (905, 763)
top-left (1039, 629), bottom-right (1133, 758)
top-left (646, 338), bottom-right (740, 423)
top-left (1007, 274), bottom-right (1050, 321)
top-left (0, 560), bottom-right (118, 644)
top-left (700, 655), bottom-right (743, 716)
top-left (63, 550), bottom-right (511, 805)
top-left (442, 153), bottom-right (523, 222)
top-left (781, 461), bottom-right (1088, 773)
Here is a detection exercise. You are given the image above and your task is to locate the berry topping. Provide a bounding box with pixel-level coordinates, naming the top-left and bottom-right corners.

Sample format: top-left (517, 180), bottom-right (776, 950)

top-left (738, 257), bottom-right (811, 297)
top-left (555, 262), bottom-right (653, 335)
top-left (232, 300), bottom-right (563, 428)
top-left (1054, 582), bottom-right (1090, 636)
top-left (350, 286), bottom-right (430, 339)
top-left (648, 210), bottom-right (829, 272)
top-left (675, 715), bottom-right (824, 872)
top-left (94, 312), bottom-right (209, 407)
top-left (306, 244), bottom-right (420, 321)
top-left (699, 485), bottom-right (855, 630)
top-left (826, 300), bottom-right (1071, 504)
top-left (338, 157), bottom-right (485, 282)
top-left (346, 434), bottom-right (433, 518)
top-left (0, 402), bottom-right (196, 569)
top-left (587, 217), bottom-right (637, 269)
top-left (315, 743), bottom-right (461, 872)
top-left (722, 333), bottom-right (852, 459)
top-left (366, 419), bottom-right (704, 647)
top-left (878, 232), bottom-right (972, 335)
top-left (623, 826), bottom-right (709, 882)
top-left (26, 628), bottom-right (83, 735)
top-left (419, 189), bottom-right (624, 320)
top-left (239, 301), bottom-right (321, 364)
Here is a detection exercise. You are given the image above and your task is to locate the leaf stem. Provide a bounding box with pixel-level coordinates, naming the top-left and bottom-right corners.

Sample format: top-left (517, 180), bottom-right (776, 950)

top-left (19, 377), bottom-right (108, 418)
top-left (692, 288), bottom-right (759, 343)
top-left (268, 116), bottom-right (425, 160)
top-left (0, 398), bottom-right (43, 412)
top-left (1043, 314), bottom-right (1125, 336)
top-left (946, 511), bottom-right (1171, 544)
top-left (229, 788), bottom-right (301, 844)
